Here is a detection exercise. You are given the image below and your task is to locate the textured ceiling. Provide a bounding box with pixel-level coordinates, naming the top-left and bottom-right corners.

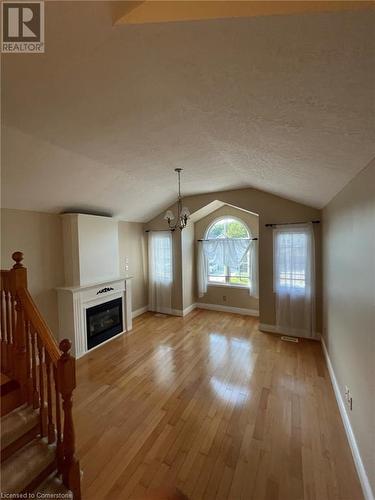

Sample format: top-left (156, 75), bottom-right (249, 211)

top-left (2, 2), bottom-right (374, 222)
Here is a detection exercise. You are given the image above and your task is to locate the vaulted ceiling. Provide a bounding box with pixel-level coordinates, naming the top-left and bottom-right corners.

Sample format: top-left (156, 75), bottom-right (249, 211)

top-left (2, 2), bottom-right (374, 222)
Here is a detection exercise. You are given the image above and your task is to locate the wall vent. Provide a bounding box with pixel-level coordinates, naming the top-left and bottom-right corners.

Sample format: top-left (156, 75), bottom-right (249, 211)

top-left (281, 336), bottom-right (299, 343)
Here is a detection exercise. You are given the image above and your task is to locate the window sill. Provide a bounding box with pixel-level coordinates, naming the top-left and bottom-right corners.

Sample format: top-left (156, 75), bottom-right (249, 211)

top-left (208, 283), bottom-right (249, 290)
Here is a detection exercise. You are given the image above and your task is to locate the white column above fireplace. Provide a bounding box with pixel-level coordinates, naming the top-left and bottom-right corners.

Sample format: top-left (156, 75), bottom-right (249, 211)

top-left (56, 276), bottom-right (132, 358)
top-left (61, 213), bottom-right (120, 287)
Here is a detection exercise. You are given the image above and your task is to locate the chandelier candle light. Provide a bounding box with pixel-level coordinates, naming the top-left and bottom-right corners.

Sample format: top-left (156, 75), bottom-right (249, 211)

top-left (164, 168), bottom-right (190, 231)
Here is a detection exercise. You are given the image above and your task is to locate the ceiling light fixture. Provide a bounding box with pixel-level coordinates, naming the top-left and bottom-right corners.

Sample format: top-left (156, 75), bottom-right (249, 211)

top-left (164, 168), bottom-right (190, 231)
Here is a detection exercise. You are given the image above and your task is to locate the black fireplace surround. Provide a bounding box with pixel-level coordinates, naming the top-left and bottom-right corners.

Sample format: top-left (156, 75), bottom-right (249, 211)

top-left (86, 297), bottom-right (123, 349)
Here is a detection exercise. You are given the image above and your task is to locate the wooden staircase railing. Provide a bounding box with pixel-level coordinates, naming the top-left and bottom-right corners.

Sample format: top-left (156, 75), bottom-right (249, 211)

top-left (1, 252), bottom-right (81, 499)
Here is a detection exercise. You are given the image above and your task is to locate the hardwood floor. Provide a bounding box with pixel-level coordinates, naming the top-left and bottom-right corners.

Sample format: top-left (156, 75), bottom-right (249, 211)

top-left (74, 310), bottom-right (363, 500)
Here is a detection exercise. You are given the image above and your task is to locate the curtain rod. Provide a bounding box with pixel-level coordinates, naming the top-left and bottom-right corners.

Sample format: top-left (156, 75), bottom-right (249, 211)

top-left (197, 237), bottom-right (258, 242)
top-left (265, 220), bottom-right (320, 227)
top-left (145, 229), bottom-right (171, 233)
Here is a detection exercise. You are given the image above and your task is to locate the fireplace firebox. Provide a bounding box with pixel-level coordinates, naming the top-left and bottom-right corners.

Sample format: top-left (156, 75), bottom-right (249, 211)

top-left (86, 297), bottom-right (123, 349)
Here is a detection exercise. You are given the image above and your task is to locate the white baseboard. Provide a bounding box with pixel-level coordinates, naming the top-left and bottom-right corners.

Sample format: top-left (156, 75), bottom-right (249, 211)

top-left (132, 305), bottom-right (149, 318)
top-left (134, 303), bottom-right (259, 319)
top-left (182, 303), bottom-right (197, 316)
top-left (259, 323), bottom-right (279, 334)
top-left (147, 307), bottom-right (183, 317)
top-left (321, 338), bottom-right (374, 500)
top-left (171, 308), bottom-right (183, 316)
top-left (196, 302), bottom-right (259, 317)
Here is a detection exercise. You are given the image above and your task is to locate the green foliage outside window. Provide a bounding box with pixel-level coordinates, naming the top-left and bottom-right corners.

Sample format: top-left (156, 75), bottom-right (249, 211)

top-left (207, 218), bottom-right (248, 239)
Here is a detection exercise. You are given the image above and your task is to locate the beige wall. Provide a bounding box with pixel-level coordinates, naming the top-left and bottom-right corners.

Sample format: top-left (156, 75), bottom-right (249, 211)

top-left (322, 160), bottom-right (375, 494)
top-left (1, 208), bottom-right (64, 333)
top-left (195, 205), bottom-right (259, 312)
top-left (118, 221), bottom-right (148, 312)
top-left (146, 186), bottom-right (321, 327)
top-left (1, 210), bottom-right (149, 335)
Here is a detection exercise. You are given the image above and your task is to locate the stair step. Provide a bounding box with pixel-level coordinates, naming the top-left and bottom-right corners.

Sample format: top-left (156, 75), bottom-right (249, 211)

top-left (35, 474), bottom-right (72, 497)
top-left (1, 386), bottom-right (25, 417)
top-left (0, 373), bottom-right (17, 394)
top-left (1, 438), bottom-right (56, 493)
top-left (1, 404), bottom-right (39, 451)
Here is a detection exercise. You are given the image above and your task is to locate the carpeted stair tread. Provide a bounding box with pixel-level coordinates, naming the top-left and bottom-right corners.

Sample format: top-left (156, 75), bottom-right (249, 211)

top-left (35, 474), bottom-right (72, 497)
top-left (1, 438), bottom-right (55, 493)
top-left (1, 404), bottom-right (39, 450)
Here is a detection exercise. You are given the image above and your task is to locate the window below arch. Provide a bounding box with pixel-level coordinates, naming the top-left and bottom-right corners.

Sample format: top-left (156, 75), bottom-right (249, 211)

top-left (205, 217), bottom-right (251, 287)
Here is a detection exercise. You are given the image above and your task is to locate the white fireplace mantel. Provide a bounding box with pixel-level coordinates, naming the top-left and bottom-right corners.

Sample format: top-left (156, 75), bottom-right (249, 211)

top-left (56, 276), bottom-right (132, 358)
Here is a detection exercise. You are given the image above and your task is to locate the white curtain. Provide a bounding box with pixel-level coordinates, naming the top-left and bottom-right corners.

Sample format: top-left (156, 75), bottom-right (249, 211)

top-left (273, 224), bottom-right (316, 338)
top-left (249, 240), bottom-right (259, 299)
top-left (148, 231), bottom-right (173, 314)
top-left (197, 241), bottom-right (208, 298)
top-left (197, 238), bottom-right (258, 298)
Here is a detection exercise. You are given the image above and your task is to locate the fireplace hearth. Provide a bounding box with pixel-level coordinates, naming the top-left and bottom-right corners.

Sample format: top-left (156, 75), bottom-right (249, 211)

top-left (86, 297), bottom-right (123, 349)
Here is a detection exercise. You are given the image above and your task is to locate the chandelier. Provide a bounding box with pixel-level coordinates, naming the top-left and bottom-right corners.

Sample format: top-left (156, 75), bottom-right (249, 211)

top-left (164, 168), bottom-right (190, 231)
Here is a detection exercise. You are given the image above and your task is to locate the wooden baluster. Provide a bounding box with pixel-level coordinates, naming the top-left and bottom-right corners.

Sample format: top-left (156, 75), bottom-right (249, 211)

top-left (31, 329), bottom-right (40, 409)
top-left (10, 252), bottom-right (28, 384)
top-left (54, 365), bottom-right (63, 473)
top-left (37, 336), bottom-right (47, 437)
top-left (45, 353), bottom-right (55, 443)
top-left (25, 319), bottom-right (33, 404)
top-left (14, 296), bottom-right (28, 398)
top-left (5, 289), bottom-right (13, 376)
top-left (1, 286), bottom-right (8, 373)
top-left (10, 291), bottom-right (16, 347)
top-left (58, 339), bottom-right (81, 500)
top-left (10, 290), bottom-right (17, 380)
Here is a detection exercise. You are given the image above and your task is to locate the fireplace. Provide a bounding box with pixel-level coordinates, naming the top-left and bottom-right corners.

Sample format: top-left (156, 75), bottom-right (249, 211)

top-left (86, 297), bottom-right (123, 350)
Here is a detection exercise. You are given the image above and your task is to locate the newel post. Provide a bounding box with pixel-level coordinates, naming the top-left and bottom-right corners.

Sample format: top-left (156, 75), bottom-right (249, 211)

top-left (10, 252), bottom-right (28, 393)
top-left (57, 339), bottom-right (81, 500)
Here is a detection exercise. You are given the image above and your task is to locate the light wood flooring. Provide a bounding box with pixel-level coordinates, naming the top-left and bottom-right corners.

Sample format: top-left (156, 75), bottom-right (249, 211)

top-left (74, 310), bottom-right (363, 500)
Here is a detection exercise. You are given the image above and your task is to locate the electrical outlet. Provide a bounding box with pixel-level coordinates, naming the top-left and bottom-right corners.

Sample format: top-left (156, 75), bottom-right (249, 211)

top-left (345, 386), bottom-right (353, 410)
top-left (222, 295), bottom-right (227, 302)
top-left (348, 396), bottom-right (353, 411)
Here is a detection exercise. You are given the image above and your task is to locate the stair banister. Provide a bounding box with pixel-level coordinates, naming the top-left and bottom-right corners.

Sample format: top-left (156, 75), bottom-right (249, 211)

top-left (0, 252), bottom-right (81, 499)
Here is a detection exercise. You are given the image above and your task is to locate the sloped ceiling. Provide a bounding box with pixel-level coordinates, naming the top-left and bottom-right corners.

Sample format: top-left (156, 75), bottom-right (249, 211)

top-left (2, 2), bottom-right (374, 222)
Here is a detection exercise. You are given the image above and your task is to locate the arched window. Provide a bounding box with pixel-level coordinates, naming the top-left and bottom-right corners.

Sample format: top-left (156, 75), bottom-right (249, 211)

top-left (205, 217), bottom-right (251, 286)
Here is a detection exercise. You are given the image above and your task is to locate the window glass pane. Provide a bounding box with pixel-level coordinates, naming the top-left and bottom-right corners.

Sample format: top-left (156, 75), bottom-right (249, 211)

top-left (276, 232), bottom-right (307, 290)
top-left (228, 261), bottom-right (250, 285)
top-left (207, 221), bottom-right (225, 239)
top-left (208, 260), bottom-right (225, 283)
top-left (226, 219), bottom-right (248, 238)
top-left (154, 234), bottom-right (172, 283)
top-left (228, 276), bottom-right (250, 285)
